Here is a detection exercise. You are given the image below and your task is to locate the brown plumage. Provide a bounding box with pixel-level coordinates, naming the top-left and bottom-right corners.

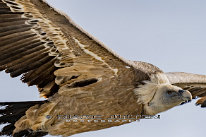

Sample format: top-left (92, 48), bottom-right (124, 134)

top-left (0, 0), bottom-right (205, 137)
top-left (166, 72), bottom-right (206, 107)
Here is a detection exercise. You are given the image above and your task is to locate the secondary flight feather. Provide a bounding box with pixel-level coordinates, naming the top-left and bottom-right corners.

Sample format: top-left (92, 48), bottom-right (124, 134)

top-left (0, 0), bottom-right (205, 136)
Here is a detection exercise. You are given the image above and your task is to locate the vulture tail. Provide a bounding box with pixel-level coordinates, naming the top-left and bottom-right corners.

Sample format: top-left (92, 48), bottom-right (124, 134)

top-left (0, 101), bottom-right (48, 137)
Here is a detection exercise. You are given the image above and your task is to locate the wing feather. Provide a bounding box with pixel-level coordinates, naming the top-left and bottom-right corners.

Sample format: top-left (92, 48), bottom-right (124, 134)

top-left (166, 72), bottom-right (206, 107)
top-left (0, 0), bottom-right (151, 98)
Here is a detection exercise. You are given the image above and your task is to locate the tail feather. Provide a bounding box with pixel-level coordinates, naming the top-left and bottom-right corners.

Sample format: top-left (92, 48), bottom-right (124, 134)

top-left (0, 101), bottom-right (48, 137)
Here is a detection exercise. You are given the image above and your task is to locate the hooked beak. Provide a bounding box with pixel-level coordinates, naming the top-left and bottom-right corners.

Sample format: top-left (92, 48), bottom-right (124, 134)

top-left (178, 90), bottom-right (192, 103)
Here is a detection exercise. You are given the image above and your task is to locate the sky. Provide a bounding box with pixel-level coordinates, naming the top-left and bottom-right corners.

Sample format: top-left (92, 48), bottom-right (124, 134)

top-left (0, 0), bottom-right (206, 137)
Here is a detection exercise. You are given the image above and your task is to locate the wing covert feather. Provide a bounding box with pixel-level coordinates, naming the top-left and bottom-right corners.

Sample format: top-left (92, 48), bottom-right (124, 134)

top-left (0, 0), bottom-right (150, 98)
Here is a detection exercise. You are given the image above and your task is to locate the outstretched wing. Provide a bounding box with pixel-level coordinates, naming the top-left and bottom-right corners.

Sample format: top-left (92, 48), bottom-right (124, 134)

top-left (166, 72), bottom-right (206, 107)
top-left (0, 0), bottom-right (152, 98)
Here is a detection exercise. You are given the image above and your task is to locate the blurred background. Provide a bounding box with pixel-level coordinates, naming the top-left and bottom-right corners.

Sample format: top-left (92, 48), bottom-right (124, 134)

top-left (0, 0), bottom-right (205, 137)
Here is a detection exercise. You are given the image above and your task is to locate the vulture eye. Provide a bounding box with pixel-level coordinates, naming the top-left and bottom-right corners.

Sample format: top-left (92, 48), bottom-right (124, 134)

top-left (167, 90), bottom-right (173, 95)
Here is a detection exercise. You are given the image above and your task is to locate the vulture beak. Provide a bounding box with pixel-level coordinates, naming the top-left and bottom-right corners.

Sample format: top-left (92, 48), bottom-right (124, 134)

top-left (179, 90), bottom-right (192, 103)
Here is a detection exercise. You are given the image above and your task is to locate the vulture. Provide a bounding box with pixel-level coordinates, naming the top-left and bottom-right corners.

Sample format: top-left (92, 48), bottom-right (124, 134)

top-left (0, 0), bottom-right (205, 136)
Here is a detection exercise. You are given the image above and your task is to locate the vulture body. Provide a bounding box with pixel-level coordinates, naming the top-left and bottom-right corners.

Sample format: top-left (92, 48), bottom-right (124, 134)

top-left (0, 0), bottom-right (205, 136)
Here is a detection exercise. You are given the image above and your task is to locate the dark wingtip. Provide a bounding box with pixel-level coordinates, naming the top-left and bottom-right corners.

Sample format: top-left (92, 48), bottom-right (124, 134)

top-left (201, 100), bottom-right (206, 108)
top-left (0, 101), bottom-right (48, 136)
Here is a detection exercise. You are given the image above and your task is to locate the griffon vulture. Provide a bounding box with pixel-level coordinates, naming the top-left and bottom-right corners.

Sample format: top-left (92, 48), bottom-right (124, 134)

top-left (0, 0), bottom-right (205, 136)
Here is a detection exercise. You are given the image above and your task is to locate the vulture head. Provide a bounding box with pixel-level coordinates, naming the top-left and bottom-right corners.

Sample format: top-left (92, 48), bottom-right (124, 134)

top-left (134, 73), bottom-right (192, 115)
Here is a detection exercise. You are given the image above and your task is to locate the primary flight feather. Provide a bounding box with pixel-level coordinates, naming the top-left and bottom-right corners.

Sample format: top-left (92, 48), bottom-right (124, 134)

top-left (0, 0), bottom-right (205, 136)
